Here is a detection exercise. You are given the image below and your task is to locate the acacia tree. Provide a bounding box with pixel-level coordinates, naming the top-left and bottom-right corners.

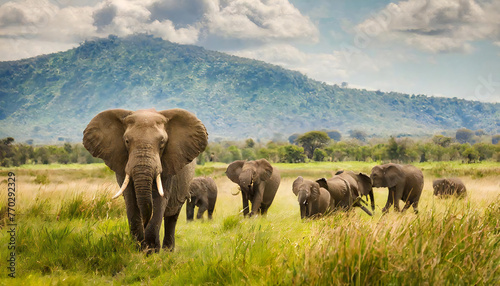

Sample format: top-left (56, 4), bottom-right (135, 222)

top-left (456, 128), bottom-right (474, 144)
top-left (296, 131), bottom-right (330, 159)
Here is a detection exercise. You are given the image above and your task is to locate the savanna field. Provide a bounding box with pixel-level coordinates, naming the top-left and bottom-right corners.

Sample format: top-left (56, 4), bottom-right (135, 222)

top-left (0, 161), bottom-right (499, 285)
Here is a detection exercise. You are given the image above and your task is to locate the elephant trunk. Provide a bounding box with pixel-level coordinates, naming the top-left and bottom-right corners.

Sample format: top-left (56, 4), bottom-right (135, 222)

top-left (298, 191), bottom-right (308, 219)
top-left (133, 171), bottom-right (154, 227)
top-left (239, 170), bottom-right (254, 195)
top-left (129, 149), bottom-right (163, 228)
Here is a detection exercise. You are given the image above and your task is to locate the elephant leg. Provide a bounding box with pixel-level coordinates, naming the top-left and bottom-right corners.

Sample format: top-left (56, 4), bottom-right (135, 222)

top-left (401, 200), bottom-right (412, 212)
top-left (163, 211), bottom-right (180, 251)
top-left (122, 186), bottom-right (145, 244)
top-left (260, 203), bottom-right (270, 215)
top-left (196, 202), bottom-right (208, 220)
top-left (412, 201), bottom-right (419, 214)
top-left (382, 189), bottom-right (394, 213)
top-left (241, 192), bottom-right (250, 217)
top-left (186, 201), bottom-right (195, 221)
top-left (249, 185), bottom-right (265, 217)
top-left (392, 186), bottom-right (404, 212)
top-left (144, 192), bottom-right (167, 252)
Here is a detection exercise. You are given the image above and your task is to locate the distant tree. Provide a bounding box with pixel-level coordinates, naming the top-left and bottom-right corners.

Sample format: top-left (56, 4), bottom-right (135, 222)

top-left (474, 129), bottom-right (487, 136)
top-left (456, 128), bottom-right (474, 144)
top-left (279, 145), bottom-right (306, 163)
top-left (432, 135), bottom-right (453, 147)
top-left (341, 82), bottom-right (348, 88)
top-left (313, 148), bottom-right (327, 162)
top-left (492, 135), bottom-right (500, 145)
top-left (228, 145), bottom-right (242, 161)
top-left (288, 133), bottom-right (300, 144)
top-left (349, 130), bottom-right (367, 142)
top-left (325, 130), bottom-right (342, 142)
top-left (387, 137), bottom-right (399, 161)
top-left (296, 131), bottom-right (331, 159)
top-left (245, 138), bottom-right (255, 148)
top-left (462, 147), bottom-right (479, 163)
top-left (241, 148), bottom-right (256, 160)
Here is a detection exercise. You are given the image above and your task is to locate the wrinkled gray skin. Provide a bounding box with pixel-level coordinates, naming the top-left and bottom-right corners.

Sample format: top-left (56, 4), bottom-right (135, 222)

top-left (292, 176), bottom-right (330, 219)
top-left (83, 108), bottom-right (208, 252)
top-left (335, 170), bottom-right (375, 212)
top-left (317, 176), bottom-right (373, 216)
top-left (226, 159), bottom-right (281, 217)
top-left (370, 163), bottom-right (423, 214)
top-left (433, 178), bottom-right (466, 198)
top-left (186, 177), bottom-right (218, 220)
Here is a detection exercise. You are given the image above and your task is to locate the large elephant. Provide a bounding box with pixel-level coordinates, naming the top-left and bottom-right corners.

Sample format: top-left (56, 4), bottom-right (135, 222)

top-left (335, 170), bottom-right (375, 212)
top-left (226, 159), bottom-right (281, 217)
top-left (317, 176), bottom-right (373, 216)
top-left (433, 178), bottom-right (467, 198)
top-left (83, 108), bottom-right (208, 252)
top-left (186, 177), bottom-right (218, 220)
top-left (370, 163), bottom-right (423, 214)
top-left (292, 176), bottom-right (330, 219)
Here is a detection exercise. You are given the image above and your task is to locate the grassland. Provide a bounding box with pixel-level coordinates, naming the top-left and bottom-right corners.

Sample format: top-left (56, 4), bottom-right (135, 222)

top-left (0, 162), bottom-right (499, 285)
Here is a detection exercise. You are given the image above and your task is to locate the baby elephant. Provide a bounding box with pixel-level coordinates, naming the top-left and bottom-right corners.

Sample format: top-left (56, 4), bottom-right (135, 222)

top-left (186, 177), bottom-right (218, 221)
top-left (292, 176), bottom-right (331, 219)
top-left (433, 178), bottom-right (467, 198)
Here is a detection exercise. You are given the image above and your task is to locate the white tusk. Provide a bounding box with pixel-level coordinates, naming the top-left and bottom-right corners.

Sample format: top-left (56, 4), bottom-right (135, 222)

top-left (112, 174), bottom-right (130, 199)
top-left (156, 174), bottom-right (164, 197)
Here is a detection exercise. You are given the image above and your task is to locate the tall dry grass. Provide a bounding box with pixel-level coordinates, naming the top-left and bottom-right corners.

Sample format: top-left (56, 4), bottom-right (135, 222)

top-left (0, 162), bottom-right (498, 284)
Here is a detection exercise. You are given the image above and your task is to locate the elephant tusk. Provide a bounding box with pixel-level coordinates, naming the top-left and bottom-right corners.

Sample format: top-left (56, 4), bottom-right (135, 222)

top-left (156, 174), bottom-right (164, 197)
top-left (112, 174), bottom-right (130, 199)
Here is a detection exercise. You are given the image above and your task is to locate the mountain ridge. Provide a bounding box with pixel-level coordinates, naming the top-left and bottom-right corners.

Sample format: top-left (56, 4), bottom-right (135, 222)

top-left (0, 34), bottom-right (498, 143)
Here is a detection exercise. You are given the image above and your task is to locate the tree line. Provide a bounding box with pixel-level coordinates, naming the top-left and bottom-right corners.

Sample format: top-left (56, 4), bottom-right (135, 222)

top-left (198, 133), bottom-right (499, 164)
top-left (1, 129), bottom-right (499, 167)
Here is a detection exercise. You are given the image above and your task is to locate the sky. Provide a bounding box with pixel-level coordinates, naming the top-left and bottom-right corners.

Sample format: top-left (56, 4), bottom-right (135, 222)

top-left (0, 0), bottom-right (499, 103)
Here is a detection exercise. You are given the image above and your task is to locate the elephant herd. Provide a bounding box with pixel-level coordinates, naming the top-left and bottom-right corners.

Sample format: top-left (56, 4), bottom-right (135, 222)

top-left (83, 108), bottom-right (467, 253)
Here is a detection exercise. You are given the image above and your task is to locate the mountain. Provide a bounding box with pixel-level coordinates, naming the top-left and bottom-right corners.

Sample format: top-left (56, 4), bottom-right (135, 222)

top-left (0, 34), bottom-right (499, 143)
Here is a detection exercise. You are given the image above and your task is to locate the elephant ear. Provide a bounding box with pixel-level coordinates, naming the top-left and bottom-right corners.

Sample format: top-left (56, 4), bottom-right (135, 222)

top-left (256, 159), bottom-right (273, 181)
top-left (160, 109), bottom-right (208, 175)
top-left (316, 178), bottom-right (328, 190)
top-left (83, 109), bottom-right (133, 174)
top-left (226, 160), bottom-right (246, 184)
top-left (355, 172), bottom-right (373, 196)
top-left (385, 164), bottom-right (403, 188)
top-left (292, 176), bottom-right (304, 196)
top-left (310, 182), bottom-right (320, 201)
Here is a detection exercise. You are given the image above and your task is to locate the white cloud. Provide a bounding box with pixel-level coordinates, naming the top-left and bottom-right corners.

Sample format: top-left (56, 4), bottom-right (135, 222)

top-left (355, 0), bottom-right (500, 53)
top-left (0, 0), bottom-right (97, 59)
top-left (206, 0), bottom-right (318, 42)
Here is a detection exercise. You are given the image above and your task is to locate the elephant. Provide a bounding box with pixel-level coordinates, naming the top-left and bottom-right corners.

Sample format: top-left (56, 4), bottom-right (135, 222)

top-left (83, 108), bottom-right (208, 252)
top-left (335, 170), bottom-right (375, 212)
top-left (186, 177), bottom-right (218, 220)
top-left (226, 159), bottom-right (281, 217)
top-left (370, 163), bottom-right (423, 214)
top-left (317, 176), bottom-right (373, 216)
top-left (292, 176), bottom-right (330, 219)
top-left (433, 178), bottom-right (467, 198)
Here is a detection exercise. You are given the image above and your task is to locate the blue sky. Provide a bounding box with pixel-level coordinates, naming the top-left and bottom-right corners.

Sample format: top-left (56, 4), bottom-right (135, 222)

top-left (0, 0), bottom-right (498, 102)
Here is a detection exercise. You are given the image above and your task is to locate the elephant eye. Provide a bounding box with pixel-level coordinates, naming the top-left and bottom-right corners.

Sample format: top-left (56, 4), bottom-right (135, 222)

top-left (159, 138), bottom-right (166, 148)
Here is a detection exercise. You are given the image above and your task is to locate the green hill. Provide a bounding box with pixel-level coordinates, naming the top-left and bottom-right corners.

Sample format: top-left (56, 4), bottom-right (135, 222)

top-left (0, 34), bottom-right (498, 143)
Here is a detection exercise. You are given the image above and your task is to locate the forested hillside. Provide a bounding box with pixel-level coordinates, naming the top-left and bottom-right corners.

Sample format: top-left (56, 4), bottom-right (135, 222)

top-left (0, 34), bottom-right (498, 143)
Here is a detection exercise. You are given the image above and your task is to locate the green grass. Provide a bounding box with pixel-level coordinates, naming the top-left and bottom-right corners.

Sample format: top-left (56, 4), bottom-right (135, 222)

top-left (0, 162), bottom-right (499, 284)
